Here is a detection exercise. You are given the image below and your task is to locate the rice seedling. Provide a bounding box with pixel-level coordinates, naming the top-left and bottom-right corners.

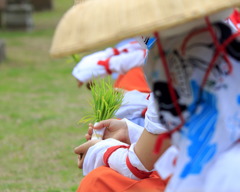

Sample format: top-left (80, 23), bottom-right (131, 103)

top-left (79, 77), bottom-right (124, 139)
top-left (71, 54), bottom-right (81, 63)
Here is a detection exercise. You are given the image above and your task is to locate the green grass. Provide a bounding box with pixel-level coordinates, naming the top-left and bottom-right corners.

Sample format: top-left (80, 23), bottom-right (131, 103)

top-left (0, 1), bottom-right (92, 191)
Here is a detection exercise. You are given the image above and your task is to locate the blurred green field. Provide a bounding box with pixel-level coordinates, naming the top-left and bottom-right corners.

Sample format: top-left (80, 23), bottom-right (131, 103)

top-left (0, 1), bottom-right (92, 191)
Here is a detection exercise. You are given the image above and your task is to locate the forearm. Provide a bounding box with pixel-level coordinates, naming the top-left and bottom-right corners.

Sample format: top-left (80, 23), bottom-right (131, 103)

top-left (83, 138), bottom-right (153, 180)
top-left (134, 129), bottom-right (171, 170)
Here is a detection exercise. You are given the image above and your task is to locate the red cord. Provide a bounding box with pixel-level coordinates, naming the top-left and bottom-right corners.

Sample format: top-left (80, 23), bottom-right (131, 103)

top-left (153, 18), bottom-right (240, 153)
top-left (154, 32), bottom-right (185, 124)
top-left (181, 27), bottom-right (209, 55)
top-left (97, 58), bottom-right (112, 74)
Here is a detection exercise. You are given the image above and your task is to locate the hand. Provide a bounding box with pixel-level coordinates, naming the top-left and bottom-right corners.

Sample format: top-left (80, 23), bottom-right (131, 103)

top-left (74, 140), bottom-right (100, 169)
top-left (76, 79), bottom-right (84, 88)
top-left (85, 119), bottom-right (130, 144)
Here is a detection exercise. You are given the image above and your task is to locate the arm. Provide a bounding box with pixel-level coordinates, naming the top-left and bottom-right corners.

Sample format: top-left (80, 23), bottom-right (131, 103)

top-left (72, 43), bottom-right (146, 86)
top-left (134, 129), bottom-right (171, 170)
top-left (75, 124), bottom-right (170, 179)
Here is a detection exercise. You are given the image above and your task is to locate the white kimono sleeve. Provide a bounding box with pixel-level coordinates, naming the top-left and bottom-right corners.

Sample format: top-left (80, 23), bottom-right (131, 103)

top-left (83, 139), bottom-right (152, 180)
top-left (109, 49), bottom-right (147, 74)
top-left (72, 48), bottom-right (114, 82)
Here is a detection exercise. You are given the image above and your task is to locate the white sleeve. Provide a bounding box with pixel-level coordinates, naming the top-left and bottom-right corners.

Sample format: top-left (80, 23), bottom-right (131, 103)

top-left (72, 48), bottom-right (114, 82)
top-left (145, 93), bottom-right (167, 134)
top-left (123, 118), bottom-right (144, 144)
top-left (115, 90), bottom-right (149, 120)
top-left (83, 138), bottom-right (127, 175)
top-left (83, 139), bottom-right (152, 180)
top-left (109, 49), bottom-right (146, 74)
top-left (108, 143), bottom-right (153, 180)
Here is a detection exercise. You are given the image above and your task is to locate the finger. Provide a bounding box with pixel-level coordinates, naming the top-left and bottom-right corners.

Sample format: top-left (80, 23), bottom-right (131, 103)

top-left (74, 140), bottom-right (100, 154)
top-left (94, 119), bottom-right (113, 130)
top-left (85, 133), bottom-right (91, 141)
top-left (77, 154), bottom-right (85, 169)
top-left (88, 125), bottom-right (93, 135)
top-left (74, 142), bottom-right (90, 154)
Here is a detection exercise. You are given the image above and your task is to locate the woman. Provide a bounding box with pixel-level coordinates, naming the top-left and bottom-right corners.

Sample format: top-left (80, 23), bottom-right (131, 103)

top-left (50, 0), bottom-right (240, 191)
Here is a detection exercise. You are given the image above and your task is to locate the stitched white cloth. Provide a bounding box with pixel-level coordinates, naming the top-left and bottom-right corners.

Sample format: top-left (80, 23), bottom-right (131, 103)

top-left (72, 42), bottom-right (146, 83)
top-left (72, 48), bottom-right (113, 82)
top-left (108, 48), bottom-right (146, 74)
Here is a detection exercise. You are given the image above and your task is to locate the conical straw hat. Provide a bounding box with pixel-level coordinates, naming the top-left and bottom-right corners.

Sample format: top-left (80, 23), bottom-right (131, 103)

top-left (74, 0), bottom-right (89, 4)
top-left (50, 0), bottom-right (240, 58)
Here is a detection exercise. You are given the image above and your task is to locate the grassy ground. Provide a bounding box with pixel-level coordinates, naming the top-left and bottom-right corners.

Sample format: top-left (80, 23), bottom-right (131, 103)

top-left (0, 1), bottom-right (92, 191)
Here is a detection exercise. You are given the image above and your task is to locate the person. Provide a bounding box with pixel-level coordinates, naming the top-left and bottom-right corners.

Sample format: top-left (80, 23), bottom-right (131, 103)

top-left (74, 9), bottom-right (240, 192)
top-left (72, 39), bottom-right (152, 126)
top-left (77, 93), bottom-right (178, 192)
top-left (50, 0), bottom-right (240, 191)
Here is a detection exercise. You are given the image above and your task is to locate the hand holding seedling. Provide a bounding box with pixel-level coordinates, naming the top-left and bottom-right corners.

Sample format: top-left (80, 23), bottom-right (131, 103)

top-left (85, 119), bottom-right (130, 144)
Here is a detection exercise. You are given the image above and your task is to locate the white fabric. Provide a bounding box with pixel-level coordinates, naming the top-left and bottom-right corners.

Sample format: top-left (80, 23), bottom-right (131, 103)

top-left (124, 118), bottom-right (144, 144)
top-left (204, 142), bottom-right (240, 192)
top-left (225, 18), bottom-right (239, 32)
top-left (145, 93), bottom-right (167, 134)
top-left (128, 143), bottom-right (153, 172)
top-left (83, 138), bottom-right (152, 180)
top-left (115, 90), bottom-right (149, 120)
top-left (225, 9), bottom-right (240, 33)
top-left (129, 117), bottom-right (145, 127)
top-left (109, 48), bottom-right (146, 74)
top-left (108, 143), bottom-right (152, 180)
top-left (154, 146), bottom-right (178, 180)
top-left (72, 42), bottom-right (146, 83)
top-left (83, 138), bottom-right (127, 175)
top-left (72, 48), bottom-right (113, 82)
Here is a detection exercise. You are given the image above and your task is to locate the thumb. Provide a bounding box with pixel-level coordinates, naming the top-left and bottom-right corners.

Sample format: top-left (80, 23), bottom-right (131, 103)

top-left (94, 119), bottom-right (113, 130)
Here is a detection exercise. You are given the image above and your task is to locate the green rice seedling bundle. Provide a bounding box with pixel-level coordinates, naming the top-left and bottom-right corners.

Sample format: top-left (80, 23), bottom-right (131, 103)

top-left (79, 77), bottom-right (124, 140)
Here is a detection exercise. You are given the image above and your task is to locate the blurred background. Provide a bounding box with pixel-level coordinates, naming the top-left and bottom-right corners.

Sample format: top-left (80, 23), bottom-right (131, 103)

top-left (0, 0), bottom-right (91, 191)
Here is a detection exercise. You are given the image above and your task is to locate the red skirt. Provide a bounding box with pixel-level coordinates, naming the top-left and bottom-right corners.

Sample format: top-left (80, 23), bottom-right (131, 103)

top-left (76, 166), bottom-right (168, 192)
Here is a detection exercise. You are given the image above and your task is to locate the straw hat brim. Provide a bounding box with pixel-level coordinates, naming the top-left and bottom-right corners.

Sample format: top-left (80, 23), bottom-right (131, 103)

top-left (50, 0), bottom-right (240, 58)
top-left (74, 0), bottom-right (89, 4)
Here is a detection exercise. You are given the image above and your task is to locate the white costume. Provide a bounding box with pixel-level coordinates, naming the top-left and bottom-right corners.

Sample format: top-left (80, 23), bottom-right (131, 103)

top-left (145, 20), bottom-right (240, 191)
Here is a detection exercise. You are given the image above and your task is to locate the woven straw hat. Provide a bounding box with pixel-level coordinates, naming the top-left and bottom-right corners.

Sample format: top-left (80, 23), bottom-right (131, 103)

top-left (74, 0), bottom-right (88, 4)
top-left (50, 0), bottom-right (240, 58)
